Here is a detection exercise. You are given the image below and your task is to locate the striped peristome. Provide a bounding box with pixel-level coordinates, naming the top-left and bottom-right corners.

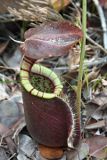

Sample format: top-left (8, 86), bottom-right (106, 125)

top-left (20, 57), bottom-right (63, 99)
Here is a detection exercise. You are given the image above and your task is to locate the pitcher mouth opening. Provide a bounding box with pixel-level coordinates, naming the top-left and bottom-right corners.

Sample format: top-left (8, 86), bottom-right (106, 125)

top-left (30, 73), bottom-right (55, 93)
top-left (20, 63), bottom-right (63, 99)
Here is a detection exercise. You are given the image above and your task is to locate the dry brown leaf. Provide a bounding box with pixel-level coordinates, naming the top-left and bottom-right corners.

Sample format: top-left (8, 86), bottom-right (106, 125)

top-left (0, 74), bottom-right (10, 101)
top-left (92, 147), bottom-right (107, 159)
top-left (85, 120), bottom-right (105, 130)
top-left (66, 143), bottom-right (89, 160)
top-left (0, 148), bottom-right (9, 160)
top-left (0, 123), bottom-right (16, 154)
top-left (0, 98), bottom-right (23, 127)
top-left (17, 134), bottom-right (36, 160)
top-left (12, 117), bottom-right (26, 142)
top-left (86, 92), bottom-right (107, 120)
top-left (83, 69), bottom-right (99, 85)
top-left (86, 101), bottom-right (107, 120)
top-left (68, 48), bottom-right (80, 71)
top-left (92, 93), bottom-right (107, 107)
top-left (3, 47), bottom-right (22, 71)
top-left (0, 41), bottom-right (9, 55)
top-left (86, 136), bottom-right (107, 159)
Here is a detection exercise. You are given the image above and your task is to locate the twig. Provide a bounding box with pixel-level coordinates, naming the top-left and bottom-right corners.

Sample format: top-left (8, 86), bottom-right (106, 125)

top-left (84, 56), bottom-right (107, 68)
top-left (53, 55), bottom-right (107, 72)
top-left (86, 34), bottom-right (107, 54)
top-left (93, 0), bottom-right (107, 49)
top-left (8, 153), bottom-right (16, 160)
top-left (0, 65), bottom-right (19, 71)
top-left (0, 14), bottom-right (16, 22)
top-left (70, 56), bottom-right (107, 70)
top-left (9, 36), bottom-right (24, 44)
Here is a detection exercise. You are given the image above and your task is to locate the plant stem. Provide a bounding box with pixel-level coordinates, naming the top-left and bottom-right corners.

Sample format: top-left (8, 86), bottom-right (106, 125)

top-left (76, 0), bottom-right (87, 119)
